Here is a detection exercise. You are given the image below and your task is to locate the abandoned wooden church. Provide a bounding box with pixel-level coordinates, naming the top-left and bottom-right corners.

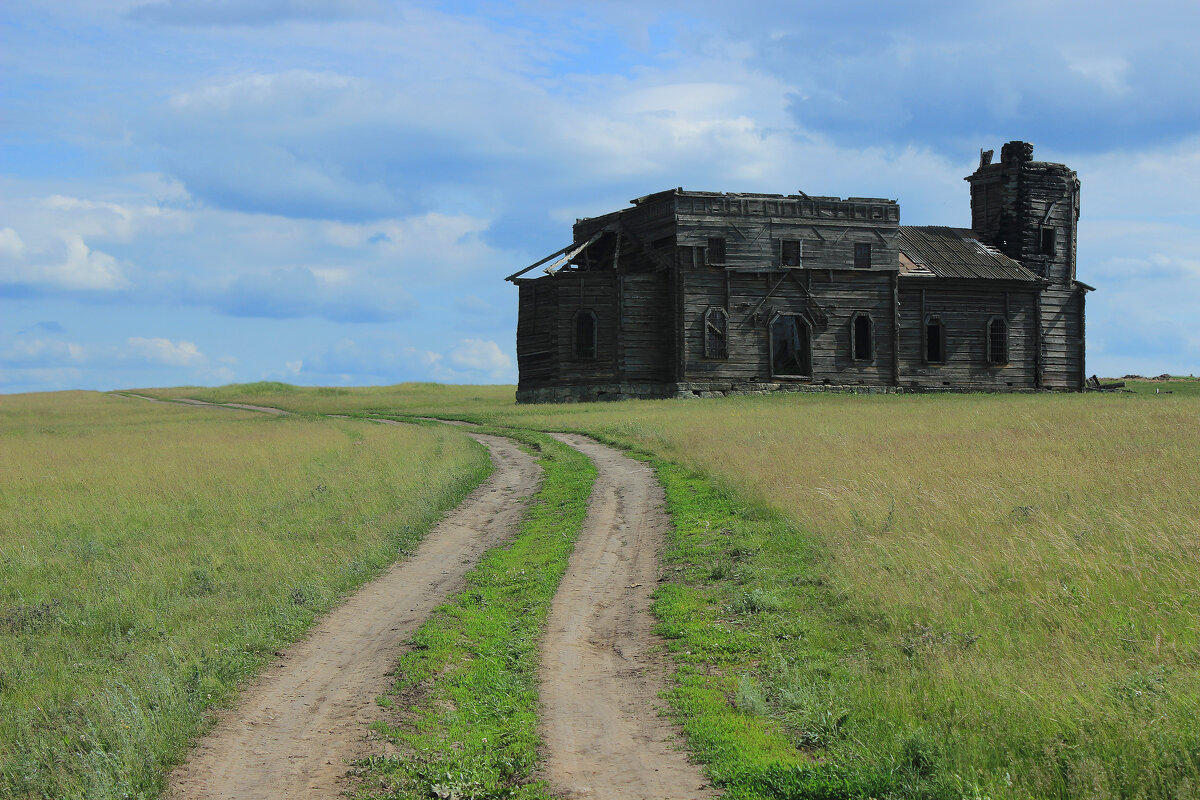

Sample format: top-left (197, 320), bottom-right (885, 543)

top-left (508, 141), bottom-right (1092, 403)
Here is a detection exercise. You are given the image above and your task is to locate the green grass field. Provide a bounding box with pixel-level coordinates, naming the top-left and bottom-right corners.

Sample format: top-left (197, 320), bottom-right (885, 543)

top-left (179, 380), bottom-right (1200, 800)
top-left (7, 382), bottom-right (1200, 799)
top-left (0, 392), bottom-right (489, 798)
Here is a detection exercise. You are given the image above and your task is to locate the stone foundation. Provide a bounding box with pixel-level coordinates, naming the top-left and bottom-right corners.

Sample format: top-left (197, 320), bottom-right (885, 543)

top-left (516, 380), bottom-right (904, 404)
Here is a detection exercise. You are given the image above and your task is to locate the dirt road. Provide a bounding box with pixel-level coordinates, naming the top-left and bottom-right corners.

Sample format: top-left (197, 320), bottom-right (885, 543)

top-left (169, 397), bottom-right (292, 415)
top-left (538, 433), bottom-right (715, 799)
top-left (167, 431), bottom-right (540, 800)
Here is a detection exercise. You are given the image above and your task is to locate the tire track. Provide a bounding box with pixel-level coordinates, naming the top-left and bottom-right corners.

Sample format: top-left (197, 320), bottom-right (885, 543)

top-left (539, 433), bottom-right (714, 800)
top-left (168, 431), bottom-right (541, 800)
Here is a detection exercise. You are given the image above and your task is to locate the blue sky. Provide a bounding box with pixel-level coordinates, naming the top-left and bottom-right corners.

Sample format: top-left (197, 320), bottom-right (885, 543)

top-left (3, 0), bottom-right (1198, 393)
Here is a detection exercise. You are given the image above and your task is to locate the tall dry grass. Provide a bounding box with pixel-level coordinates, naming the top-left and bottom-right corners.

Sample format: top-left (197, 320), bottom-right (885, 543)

top-left (521, 392), bottom-right (1200, 797)
top-left (0, 391), bottom-right (488, 798)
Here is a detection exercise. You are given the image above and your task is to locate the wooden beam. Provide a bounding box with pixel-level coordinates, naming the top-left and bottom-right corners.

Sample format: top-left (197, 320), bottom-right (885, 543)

top-left (786, 270), bottom-right (827, 324)
top-left (741, 272), bottom-right (790, 325)
top-left (506, 243), bottom-right (574, 282)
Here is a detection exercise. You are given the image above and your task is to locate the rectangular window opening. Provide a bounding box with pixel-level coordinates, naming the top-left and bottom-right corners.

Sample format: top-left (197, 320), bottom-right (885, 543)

top-left (574, 311), bottom-right (597, 360)
top-left (853, 315), bottom-right (873, 361)
top-left (1040, 228), bottom-right (1056, 256)
top-left (989, 319), bottom-right (1008, 365)
top-left (781, 239), bottom-right (803, 267)
top-left (854, 242), bottom-right (872, 268)
top-left (707, 237), bottom-right (726, 265)
top-left (925, 320), bottom-right (945, 363)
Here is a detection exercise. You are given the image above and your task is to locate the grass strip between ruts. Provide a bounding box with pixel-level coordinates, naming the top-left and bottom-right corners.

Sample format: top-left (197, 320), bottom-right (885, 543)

top-left (353, 428), bottom-right (596, 800)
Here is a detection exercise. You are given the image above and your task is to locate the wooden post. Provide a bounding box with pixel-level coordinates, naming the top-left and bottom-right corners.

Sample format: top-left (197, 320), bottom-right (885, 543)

top-left (1034, 289), bottom-right (1044, 389)
top-left (1077, 289), bottom-right (1086, 391)
top-left (891, 272), bottom-right (900, 386)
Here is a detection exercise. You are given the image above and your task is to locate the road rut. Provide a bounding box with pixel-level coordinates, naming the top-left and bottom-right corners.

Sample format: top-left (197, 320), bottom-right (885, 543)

top-left (539, 433), bottom-right (714, 799)
top-left (168, 431), bottom-right (541, 800)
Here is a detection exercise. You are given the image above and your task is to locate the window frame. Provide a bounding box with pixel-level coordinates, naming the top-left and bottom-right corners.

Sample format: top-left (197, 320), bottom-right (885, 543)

top-left (572, 308), bottom-right (598, 361)
top-left (850, 311), bottom-right (875, 362)
top-left (706, 237), bottom-right (727, 265)
top-left (986, 316), bottom-right (1009, 366)
top-left (923, 313), bottom-right (946, 365)
top-left (768, 311), bottom-right (813, 379)
top-left (780, 239), bottom-right (804, 268)
top-left (854, 242), bottom-right (872, 269)
top-left (1040, 227), bottom-right (1057, 257)
top-left (704, 306), bottom-right (729, 360)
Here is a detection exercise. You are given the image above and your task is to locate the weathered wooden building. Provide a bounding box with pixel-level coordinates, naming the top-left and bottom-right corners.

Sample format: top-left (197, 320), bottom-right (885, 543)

top-left (509, 141), bottom-right (1092, 402)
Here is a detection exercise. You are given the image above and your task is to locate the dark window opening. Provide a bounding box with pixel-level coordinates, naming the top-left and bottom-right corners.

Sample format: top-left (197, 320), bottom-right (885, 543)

top-left (770, 314), bottom-right (812, 377)
top-left (1040, 227), bottom-right (1056, 256)
top-left (707, 237), bottom-right (726, 265)
top-left (852, 313), bottom-right (873, 361)
top-left (574, 310), bottom-right (597, 360)
top-left (781, 239), bottom-right (803, 267)
top-left (988, 318), bottom-right (1008, 365)
top-left (705, 307), bottom-right (728, 359)
top-left (925, 316), bottom-right (945, 363)
top-left (854, 242), bottom-right (872, 268)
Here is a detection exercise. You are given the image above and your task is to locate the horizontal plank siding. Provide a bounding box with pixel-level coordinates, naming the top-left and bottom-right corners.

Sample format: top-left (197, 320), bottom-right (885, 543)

top-left (1040, 286), bottom-right (1085, 390)
top-left (681, 269), bottom-right (897, 385)
top-left (621, 273), bottom-right (671, 379)
top-left (516, 279), bottom-right (559, 389)
top-left (897, 280), bottom-right (1039, 390)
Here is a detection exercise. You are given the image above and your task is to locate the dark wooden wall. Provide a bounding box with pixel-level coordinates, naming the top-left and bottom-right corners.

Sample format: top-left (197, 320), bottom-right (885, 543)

top-left (967, 143), bottom-right (1080, 287)
top-left (680, 268), bottom-right (897, 385)
top-left (897, 280), bottom-right (1039, 390)
top-left (620, 273), bottom-right (672, 380)
top-left (552, 271), bottom-right (620, 385)
top-left (674, 210), bottom-right (900, 273)
top-left (516, 280), bottom-right (558, 389)
top-left (1040, 286), bottom-right (1086, 390)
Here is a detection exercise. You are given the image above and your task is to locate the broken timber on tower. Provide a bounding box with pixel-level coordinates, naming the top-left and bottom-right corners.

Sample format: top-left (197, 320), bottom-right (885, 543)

top-left (508, 141), bottom-right (1092, 403)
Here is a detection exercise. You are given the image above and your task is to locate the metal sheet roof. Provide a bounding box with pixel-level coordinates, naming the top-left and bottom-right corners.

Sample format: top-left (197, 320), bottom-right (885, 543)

top-left (898, 226), bottom-right (1041, 282)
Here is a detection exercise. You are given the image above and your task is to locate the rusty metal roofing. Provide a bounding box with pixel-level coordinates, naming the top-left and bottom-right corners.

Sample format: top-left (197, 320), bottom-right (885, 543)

top-left (898, 226), bottom-right (1041, 282)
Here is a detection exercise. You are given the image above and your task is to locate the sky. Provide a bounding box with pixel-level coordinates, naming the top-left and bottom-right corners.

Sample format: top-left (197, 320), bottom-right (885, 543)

top-left (3, 0), bottom-right (1199, 393)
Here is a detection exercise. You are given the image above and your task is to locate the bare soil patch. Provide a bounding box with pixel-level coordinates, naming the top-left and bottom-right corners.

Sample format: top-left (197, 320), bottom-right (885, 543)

top-left (538, 433), bottom-right (714, 799)
top-left (167, 432), bottom-right (540, 800)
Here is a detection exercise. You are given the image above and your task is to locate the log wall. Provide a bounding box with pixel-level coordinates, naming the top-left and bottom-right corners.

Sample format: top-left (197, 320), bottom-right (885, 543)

top-left (681, 268), bottom-right (897, 386)
top-left (1040, 286), bottom-right (1086, 390)
top-left (897, 280), bottom-right (1039, 390)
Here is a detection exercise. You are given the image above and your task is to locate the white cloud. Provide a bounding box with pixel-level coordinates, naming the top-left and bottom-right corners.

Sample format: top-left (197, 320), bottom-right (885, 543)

top-left (1063, 52), bottom-right (1130, 95)
top-left (203, 365), bottom-right (236, 383)
top-left (125, 337), bottom-right (207, 366)
top-left (298, 336), bottom-right (515, 384)
top-left (0, 338), bottom-right (88, 365)
top-left (0, 228), bottom-right (26, 259)
top-left (448, 338), bottom-right (511, 376)
top-left (0, 233), bottom-right (129, 291)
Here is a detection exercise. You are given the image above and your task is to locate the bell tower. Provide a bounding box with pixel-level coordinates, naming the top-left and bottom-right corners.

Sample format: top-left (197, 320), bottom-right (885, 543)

top-left (966, 141), bottom-right (1079, 286)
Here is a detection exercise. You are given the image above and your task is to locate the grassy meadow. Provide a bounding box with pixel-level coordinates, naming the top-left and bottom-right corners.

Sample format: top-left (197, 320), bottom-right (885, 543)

top-left (0, 392), bottom-right (489, 798)
top-left (182, 379), bottom-right (1200, 799)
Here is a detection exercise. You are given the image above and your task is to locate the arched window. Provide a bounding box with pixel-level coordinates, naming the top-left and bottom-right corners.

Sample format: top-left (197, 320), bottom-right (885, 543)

top-left (851, 312), bottom-right (874, 361)
top-left (924, 314), bottom-right (945, 364)
top-left (704, 307), bottom-right (728, 359)
top-left (987, 317), bottom-right (1008, 365)
top-left (573, 310), bottom-right (597, 360)
top-left (769, 313), bottom-right (812, 377)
